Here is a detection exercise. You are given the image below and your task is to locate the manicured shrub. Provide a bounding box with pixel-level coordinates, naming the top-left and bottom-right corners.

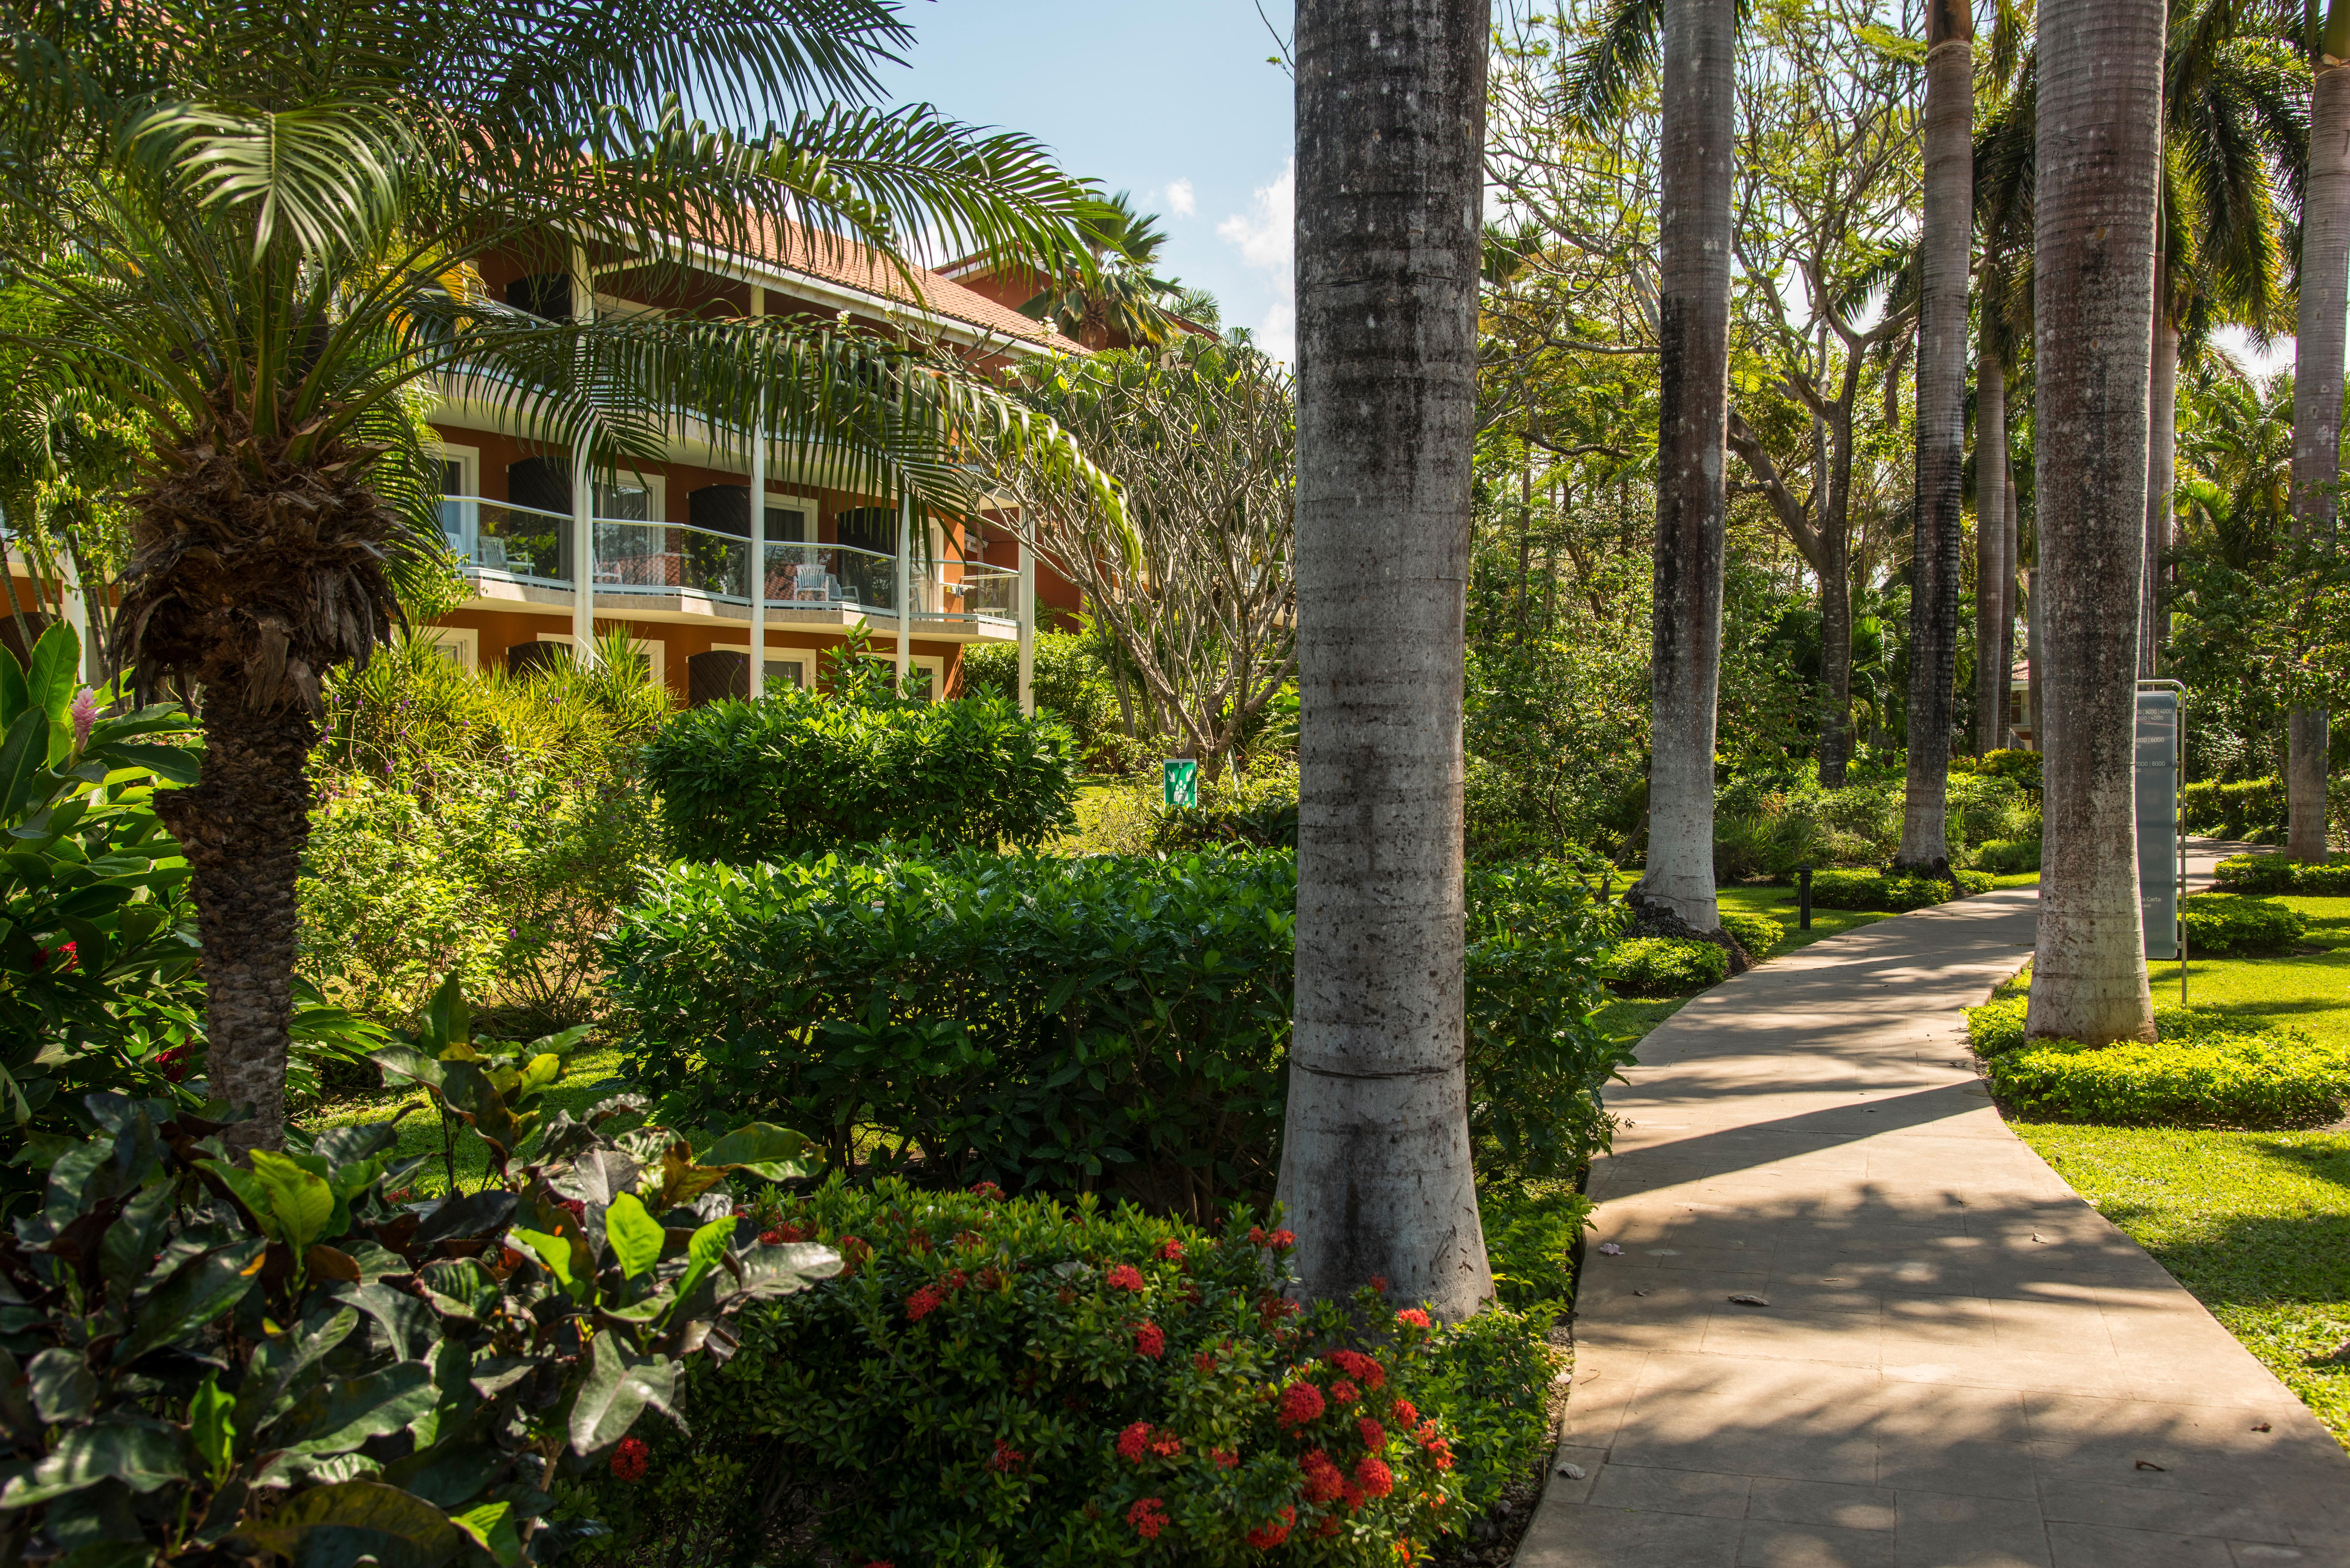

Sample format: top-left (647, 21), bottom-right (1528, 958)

top-left (1609, 936), bottom-right (1730, 996)
top-left (2182, 776), bottom-right (2286, 840)
top-left (1806, 868), bottom-right (1956, 912)
top-left (1988, 1029), bottom-right (2350, 1127)
top-left (2213, 852), bottom-right (2350, 897)
top-left (1480, 1180), bottom-right (1594, 1310)
top-left (567, 1179), bottom-right (1547, 1567)
top-left (2179, 892), bottom-right (2309, 954)
top-left (1973, 838), bottom-right (2041, 874)
top-left (1951, 867), bottom-right (1995, 895)
top-left (611, 850), bottom-right (1628, 1208)
top-left (962, 629), bottom-right (1152, 773)
top-left (1965, 995), bottom-right (2236, 1058)
top-left (641, 688), bottom-right (1079, 864)
top-left (1719, 909), bottom-right (1784, 961)
top-left (1969, 748), bottom-right (2043, 796)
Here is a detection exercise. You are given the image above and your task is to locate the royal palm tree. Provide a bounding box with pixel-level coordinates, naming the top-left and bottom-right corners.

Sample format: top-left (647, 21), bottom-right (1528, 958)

top-left (1895, 0), bottom-right (1977, 871)
top-left (0, 0), bottom-right (1112, 1150)
top-left (1020, 191), bottom-right (1184, 348)
top-left (2288, 0), bottom-right (2350, 859)
top-left (2027, 0), bottom-right (2164, 1045)
top-left (1278, 0), bottom-right (1495, 1318)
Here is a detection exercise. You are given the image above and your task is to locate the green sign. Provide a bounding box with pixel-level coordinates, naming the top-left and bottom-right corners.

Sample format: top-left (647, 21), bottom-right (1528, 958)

top-left (1162, 758), bottom-right (1198, 809)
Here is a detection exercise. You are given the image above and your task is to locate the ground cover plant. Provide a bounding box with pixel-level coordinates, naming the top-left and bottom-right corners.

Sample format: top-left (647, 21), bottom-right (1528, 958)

top-left (2215, 852), bottom-right (2350, 897)
top-left (2180, 892), bottom-right (2309, 954)
top-left (563, 1178), bottom-right (1554, 1568)
top-left (1607, 936), bottom-right (1729, 997)
top-left (1806, 866), bottom-right (1992, 912)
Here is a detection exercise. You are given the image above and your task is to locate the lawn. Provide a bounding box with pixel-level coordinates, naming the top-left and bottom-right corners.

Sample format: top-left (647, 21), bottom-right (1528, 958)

top-left (2004, 891), bottom-right (2350, 1448)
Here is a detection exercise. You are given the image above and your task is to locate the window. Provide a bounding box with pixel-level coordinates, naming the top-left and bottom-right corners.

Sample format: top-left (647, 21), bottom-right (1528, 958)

top-left (425, 626), bottom-right (478, 671)
top-left (433, 443), bottom-right (481, 556)
top-left (709, 643), bottom-right (810, 691)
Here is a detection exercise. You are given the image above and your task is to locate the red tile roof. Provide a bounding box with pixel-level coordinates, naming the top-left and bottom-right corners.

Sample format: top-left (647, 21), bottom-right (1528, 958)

top-left (745, 221), bottom-right (1086, 355)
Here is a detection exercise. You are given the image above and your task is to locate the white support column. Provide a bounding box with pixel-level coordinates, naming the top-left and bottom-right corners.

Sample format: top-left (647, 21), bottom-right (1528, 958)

top-left (58, 551), bottom-right (90, 683)
top-left (569, 243), bottom-right (597, 663)
top-left (747, 284), bottom-right (767, 700)
top-left (1015, 507), bottom-right (1035, 717)
top-left (894, 492), bottom-right (912, 693)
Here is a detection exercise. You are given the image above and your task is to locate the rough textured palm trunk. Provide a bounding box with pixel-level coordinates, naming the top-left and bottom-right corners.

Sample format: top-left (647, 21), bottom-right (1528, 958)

top-left (1638, 0), bottom-right (1736, 920)
top-left (2142, 313), bottom-right (2177, 678)
top-left (1818, 441), bottom-right (1856, 786)
top-left (1279, 0), bottom-right (1494, 1318)
top-left (1975, 343), bottom-right (2009, 754)
top-left (2003, 468), bottom-right (2021, 743)
top-left (2027, 0), bottom-right (2162, 1045)
top-left (1897, 0), bottom-right (1974, 870)
top-left (155, 701), bottom-right (317, 1153)
top-left (2289, 58), bottom-right (2350, 862)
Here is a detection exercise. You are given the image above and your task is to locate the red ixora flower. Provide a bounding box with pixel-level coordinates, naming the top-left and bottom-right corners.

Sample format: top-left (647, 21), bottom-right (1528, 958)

top-left (970, 1180), bottom-right (1004, 1200)
top-left (1312, 1514), bottom-right (1343, 1539)
top-left (1193, 1350), bottom-right (1217, 1373)
top-left (1128, 1497), bottom-right (1169, 1540)
top-left (1245, 1505), bottom-right (1296, 1550)
top-left (1358, 1416), bottom-right (1387, 1451)
top-left (1106, 1263), bottom-right (1146, 1292)
top-left (1368, 1274), bottom-right (1389, 1293)
top-left (1389, 1398), bottom-right (1419, 1429)
top-left (1248, 1225), bottom-right (1267, 1245)
top-left (1268, 1228), bottom-right (1297, 1250)
top-left (1276, 1382), bottom-right (1326, 1429)
top-left (1330, 1379), bottom-right (1359, 1406)
top-left (905, 1285), bottom-right (945, 1323)
top-left (1300, 1449), bottom-right (1345, 1504)
top-left (1327, 1349), bottom-right (1387, 1391)
top-left (1416, 1421), bottom-right (1454, 1470)
top-left (609, 1437), bottom-right (650, 1482)
top-left (1118, 1421), bottom-right (1153, 1463)
top-left (1393, 1308), bottom-right (1432, 1329)
top-left (1211, 1447), bottom-right (1238, 1469)
top-left (759, 1222), bottom-right (806, 1245)
top-left (1156, 1238), bottom-right (1184, 1260)
top-left (988, 1438), bottom-right (1025, 1473)
top-left (1354, 1458), bottom-right (1395, 1500)
top-left (1135, 1322), bottom-right (1165, 1359)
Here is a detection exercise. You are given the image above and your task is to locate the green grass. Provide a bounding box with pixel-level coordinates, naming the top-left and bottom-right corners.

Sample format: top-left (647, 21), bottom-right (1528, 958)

top-left (301, 1044), bottom-right (631, 1196)
top-left (2003, 893), bottom-right (2350, 1450)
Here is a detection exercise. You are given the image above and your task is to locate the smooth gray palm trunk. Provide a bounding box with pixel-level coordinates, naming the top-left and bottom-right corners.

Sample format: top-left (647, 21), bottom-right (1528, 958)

top-left (1279, 0), bottom-right (1494, 1318)
top-left (2027, 0), bottom-right (2162, 1045)
top-left (2289, 61), bottom-right (2350, 862)
top-left (1898, 7), bottom-right (1973, 869)
top-left (2004, 468), bottom-right (2021, 743)
top-left (2142, 316), bottom-right (2177, 678)
top-left (1975, 343), bottom-right (2009, 754)
top-left (1638, 0), bottom-right (1736, 926)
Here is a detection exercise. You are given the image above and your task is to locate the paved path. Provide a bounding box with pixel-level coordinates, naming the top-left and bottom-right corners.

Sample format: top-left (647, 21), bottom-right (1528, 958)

top-left (1517, 868), bottom-right (2350, 1567)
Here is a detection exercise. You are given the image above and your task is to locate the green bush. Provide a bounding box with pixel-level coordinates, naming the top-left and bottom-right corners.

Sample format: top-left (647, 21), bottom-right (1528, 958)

top-left (962, 628), bottom-right (1154, 774)
top-left (568, 1179), bottom-right (1538, 1567)
top-left (1973, 838), bottom-right (2041, 874)
top-left (1989, 1030), bottom-right (2350, 1127)
top-left (2179, 892), bottom-right (2309, 954)
top-left (1152, 758), bottom-right (1303, 852)
top-left (1965, 994), bottom-right (2235, 1058)
top-left (642, 688), bottom-right (1078, 864)
top-left (1480, 1180), bottom-right (1594, 1310)
top-left (1968, 748), bottom-right (2043, 796)
top-left (1951, 868), bottom-right (1995, 895)
top-left (0, 1016), bottom-right (834, 1567)
top-left (2213, 852), bottom-right (2350, 896)
top-left (610, 851), bottom-right (1628, 1208)
top-left (1719, 910), bottom-right (1784, 961)
top-left (1807, 867), bottom-right (1962, 912)
top-left (2182, 776), bottom-right (2286, 841)
top-left (1609, 936), bottom-right (1730, 996)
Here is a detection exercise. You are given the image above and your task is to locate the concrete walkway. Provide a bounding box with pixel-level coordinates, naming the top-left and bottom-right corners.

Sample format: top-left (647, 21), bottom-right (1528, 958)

top-left (1518, 872), bottom-right (2350, 1567)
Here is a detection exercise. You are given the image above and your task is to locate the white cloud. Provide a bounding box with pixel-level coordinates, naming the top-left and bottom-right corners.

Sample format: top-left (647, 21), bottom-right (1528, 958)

top-left (1257, 302), bottom-right (1296, 363)
top-left (1217, 160), bottom-right (1293, 276)
top-left (1164, 178), bottom-right (1195, 217)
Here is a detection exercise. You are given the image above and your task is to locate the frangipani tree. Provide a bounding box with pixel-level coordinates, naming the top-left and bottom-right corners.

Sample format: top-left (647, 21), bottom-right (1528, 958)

top-left (0, 0), bottom-right (1118, 1150)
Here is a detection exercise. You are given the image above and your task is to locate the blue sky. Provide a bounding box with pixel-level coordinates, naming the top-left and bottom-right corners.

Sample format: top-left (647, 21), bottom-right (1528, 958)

top-left (880, 0), bottom-right (1300, 357)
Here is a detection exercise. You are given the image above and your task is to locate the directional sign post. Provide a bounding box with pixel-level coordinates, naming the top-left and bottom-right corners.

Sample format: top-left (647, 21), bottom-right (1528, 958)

top-left (1162, 758), bottom-right (1198, 810)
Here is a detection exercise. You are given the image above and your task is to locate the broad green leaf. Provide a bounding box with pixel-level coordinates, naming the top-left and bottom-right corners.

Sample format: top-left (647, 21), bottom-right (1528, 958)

top-left (26, 1348), bottom-right (94, 1422)
top-left (0, 710), bottom-right (47, 825)
top-left (510, 1227), bottom-right (575, 1290)
top-left (0, 1420), bottom-right (187, 1505)
top-left (0, 649), bottom-right (24, 730)
top-left (236, 1306), bottom-right (359, 1433)
top-left (87, 742), bottom-right (200, 785)
top-left (111, 1239), bottom-right (265, 1367)
top-left (270, 1362), bottom-right (436, 1458)
top-left (367, 1043), bottom-right (445, 1090)
top-left (453, 1499), bottom-right (522, 1567)
top-left (25, 624), bottom-right (75, 725)
top-left (566, 1333), bottom-right (678, 1453)
top-left (699, 1122), bottom-right (819, 1181)
top-left (248, 1149), bottom-right (336, 1253)
top-left (603, 1192), bottom-right (665, 1279)
top-left (666, 1217), bottom-right (738, 1315)
top-left (232, 1479), bottom-right (470, 1568)
top-left (420, 970), bottom-right (469, 1052)
top-left (191, 1372), bottom-right (235, 1482)
top-left (519, 1052), bottom-right (562, 1093)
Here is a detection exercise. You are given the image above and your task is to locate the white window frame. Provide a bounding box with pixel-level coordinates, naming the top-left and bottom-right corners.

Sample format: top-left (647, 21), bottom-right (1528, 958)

top-left (760, 497), bottom-right (814, 545)
top-left (593, 472), bottom-right (667, 522)
top-left (426, 625), bottom-right (479, 671)
top-left (535, 630), bottom-right (666, 688)
top-left (430, 441), bottom-right (482, 561)
top-left (710, 641), bottom-right (813, 690)
top-left (856, 651), bottom-right (945, 702)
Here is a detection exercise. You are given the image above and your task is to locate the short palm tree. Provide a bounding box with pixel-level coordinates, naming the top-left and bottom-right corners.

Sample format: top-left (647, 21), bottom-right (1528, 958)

top-left (1020, 191), bottom-right (1185, 347)
top-left (0, 0), bottom-right (1114, 1149)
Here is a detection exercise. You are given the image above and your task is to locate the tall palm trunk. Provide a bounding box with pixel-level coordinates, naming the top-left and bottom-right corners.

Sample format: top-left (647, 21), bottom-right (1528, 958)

top-left (1279, 0), bottom-right (1494, 1318)
top-left (2143, 310), bottom-right (2178, 678)
top-left (1975, 341), bottom-right (2009, 754)
top-left (2027, 0), bottom-right (2163, 1045)
top-left (2003, 463), bottom-right (2021, 739)
top-left (2288, 46), bottom-right (2350, 862)
top-left (1898, 0), bottom-right (1975, 870)
top-left (1636, 0), bottom-right (1736, 923)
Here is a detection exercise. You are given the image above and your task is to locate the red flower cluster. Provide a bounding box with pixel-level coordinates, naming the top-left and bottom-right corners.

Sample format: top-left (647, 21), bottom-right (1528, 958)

top-left (759, 1222), bottom-right (807, 1245)
top-left (1369, 1274), bottom-right (1390, 1293)
top-left (988, 1438), bottom-right (1025, 1473)
top-left (1193, 1350), bottom-right (1217, 1373)
top-left (1358, 1417), bottom-right (1387, 1451)
top-left (1393, 1308), bottom-right (1432, 1329)
top-left (1211, 1447), bottom-right (1238, 1469)
top-left (1300, 1449), bottom-right (1346, 1503)
top-left (1106, 1264), bottom-right (1145, 1292)
top-left (1330, 1379), bottom-right (1359, 1405)
top-left (970, 1180), bottom-right (1004, 1200)
top-left (1355, 1456), bottom-right (1395, 1498)
top-left (836, 1234), bottom-right (868, 1276)
top-left (1276, 1382), bottom-right (1326, 1429)
top-left (1326, 1349), bottom-right (1386, 1391)
top-left (1118, 1421), bottom-right (1152, 1462)
top-left (1128, 1497), bottom-right (1169, 1540)
top-left (905, 1285), bottom-right (944, 1323)
top-left (1245, 1505), bottom-right (1296, 1549)
top-left (152, 1044), bottom-right (193, 1083)
top-left (1246, 1226), bottom-right (1300, 1249)
top-left (1389, 1399), bottom-right (1419, 1429)
top-left (609, 1437), bottom-right (650, 1482)
top-left (1415, 1420), bottom-right (1453, 1470)
top-left (1156, 1238), bottom-right (1184, 1260)
top-left (1134, 1322), bottom-right (1165, 1359)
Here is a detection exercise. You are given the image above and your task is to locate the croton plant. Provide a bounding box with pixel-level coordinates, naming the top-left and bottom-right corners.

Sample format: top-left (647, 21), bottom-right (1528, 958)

top-left (0, 978), bottom-right (835, 1567)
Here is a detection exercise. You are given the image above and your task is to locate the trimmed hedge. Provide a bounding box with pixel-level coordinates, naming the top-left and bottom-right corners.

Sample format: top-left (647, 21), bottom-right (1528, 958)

top-left (568, 1179), bottom-right (1555, 1567)
top-left (2179, 893), bottom-right (2308, 955)
top-left (2182, 776), bottom-right (2285, 841)
top-left (1969, 748), bottom-right (2043, 796)
top-left (609, 851), bottom-right (1629, 1206)
top-left (1974, 838), bottom-right (2041, 874)
top-left (1965, 995), bottom-right (2232, 1058)
top-left (2213, 852), bottom-right (2350, 897)
top-left (1807, 867), bottom-right (1988, 912)
top-left (1609, 936), bottom-right (1729, 996)
top-left (1719, 909), bottom-right (1784, 962)
top-left (641, 690), bottom-right (1080, 863)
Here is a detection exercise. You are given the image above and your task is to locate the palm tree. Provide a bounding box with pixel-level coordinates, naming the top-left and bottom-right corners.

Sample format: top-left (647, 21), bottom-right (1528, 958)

top-left (1974, 258), bottom-right (2019, 756)
top-left (0, 0), bottom-right (1111, 1150)
top-left (1895, 0), bottom-right (1977, 871)
top-left (1278, 0), bottom-right (1495, 1319)
top-left (1020, 191), bottom-right (1185, 348)
top-left (2027, 0), bottom-right (2164, 1045)
top-left (2288, 0), bottom-right (2350, 859)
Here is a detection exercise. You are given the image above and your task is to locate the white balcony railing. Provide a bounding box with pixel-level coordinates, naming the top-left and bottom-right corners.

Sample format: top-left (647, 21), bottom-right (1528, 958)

top-left (438, 496), bottom-right (1020, 630)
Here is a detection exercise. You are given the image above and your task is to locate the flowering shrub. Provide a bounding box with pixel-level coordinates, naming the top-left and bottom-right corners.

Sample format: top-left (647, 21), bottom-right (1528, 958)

top-left (570, 1180), bottom-right (1558, 1566)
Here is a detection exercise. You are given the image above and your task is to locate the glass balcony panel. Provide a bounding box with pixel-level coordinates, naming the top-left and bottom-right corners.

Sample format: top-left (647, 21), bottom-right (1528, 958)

top-left (593, 519), bottom-right (750, 600)
top-left (445, 498), bottom-right (567, 585)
